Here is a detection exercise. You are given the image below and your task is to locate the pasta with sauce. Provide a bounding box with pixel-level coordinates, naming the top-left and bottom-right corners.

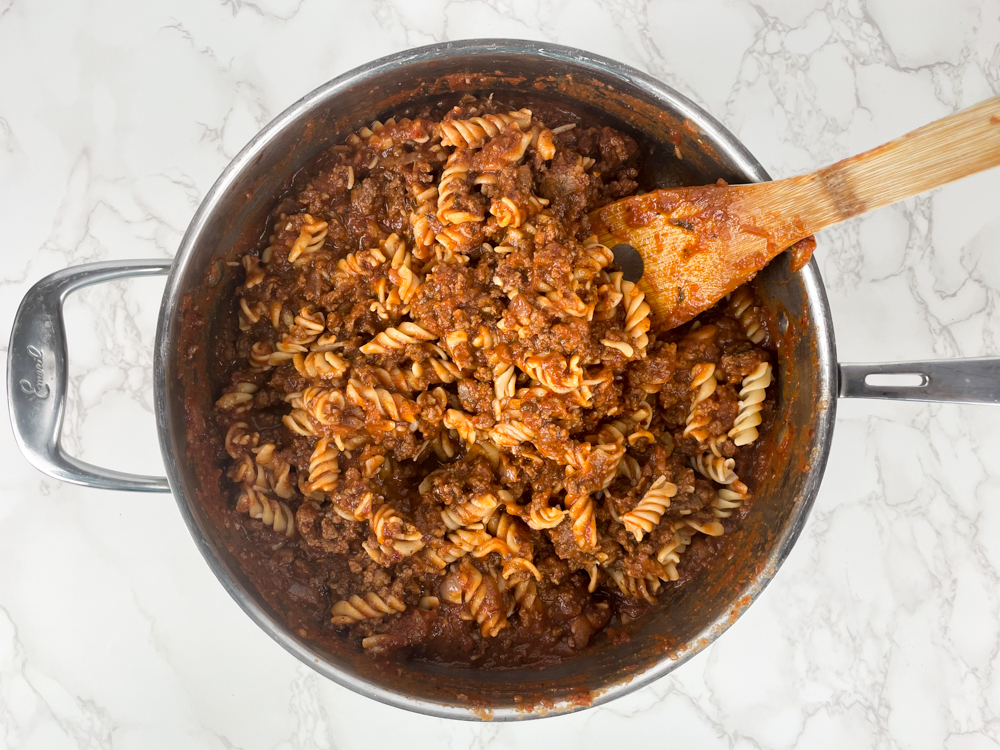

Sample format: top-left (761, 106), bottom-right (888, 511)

top-left (212, 97), bottom-right (776, 668)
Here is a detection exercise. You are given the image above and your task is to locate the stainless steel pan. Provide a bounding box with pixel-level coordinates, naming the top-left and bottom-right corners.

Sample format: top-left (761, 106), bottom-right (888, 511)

top-left (8, 39), bottom-right (999, 720)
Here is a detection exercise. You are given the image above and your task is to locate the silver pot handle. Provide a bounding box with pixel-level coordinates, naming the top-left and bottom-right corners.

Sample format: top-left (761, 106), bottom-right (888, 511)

top-left (7, 260), bottom-right (173, 492)
top-left (839, 359), bottom-right (1000, 403)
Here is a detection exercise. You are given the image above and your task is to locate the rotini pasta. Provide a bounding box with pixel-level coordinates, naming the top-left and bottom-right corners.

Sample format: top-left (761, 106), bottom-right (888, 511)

top-left (436, 150), bottom-right (482, 225)
top-left (439, 489), bottom-right (501, 530)
top-left (215, 382), bottom-right (258, 412)
top-left (691, 453), bottom-right (737, 485)
top-left (360, 322), bottom-right (437, 355)
top-left (729, 362), bottom-right (773, 446)
top-left (656, 523), bottom-right (694, 581)
top-left (305, 438), bottom-right (339, 493)
top-left (728, 286), bottom-right (766, 344)
top-left (211, 98), bottom-right (777, 667)
top-left (366, 503), bottom-right (424, 560)
top-left (409, 185), bottom-right (439, 257)
top-left (293, 351), bottom-right (349, 379)
top-left (527, 502), bottom-right (567, 530)
top-left (453, 559), bottom-right (509, 637)
top-left (486, 509), bottom-right (532, 558)
top-left (621, 279), bottom-right (651, 354)
top-left (606, 565), bottom-right (660, 604)
top-left (683, 363), bottom-right (718, 443)
top-left (331, 593), bottom-right (406, 625)
top-left (621, 476), bottom-right (678, 541)
top-left (565, 492), bottom-right (597, 551)
top-left (439, 109), bottom-right (532, 149)
top-left (287, 214), bottom-right (328, 264)
top-left (712, 485), bottom-right (748, 519)
top-left (337, 246), bottom-right (387, 278)
top-left (236, 485), bottom-right (296, 538)
top-left (345, 379), bottom-right (418, 431)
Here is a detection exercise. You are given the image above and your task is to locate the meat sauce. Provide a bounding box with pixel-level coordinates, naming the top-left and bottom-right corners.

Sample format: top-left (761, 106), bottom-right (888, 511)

top-left (205, 96), bottom-right (778, 669)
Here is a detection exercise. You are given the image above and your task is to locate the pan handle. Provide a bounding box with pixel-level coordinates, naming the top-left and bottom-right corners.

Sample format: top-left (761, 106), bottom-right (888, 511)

top-left (839, 359), bottom-right (1000, 403)
top-left (7, 260), bottom-right (173, 492)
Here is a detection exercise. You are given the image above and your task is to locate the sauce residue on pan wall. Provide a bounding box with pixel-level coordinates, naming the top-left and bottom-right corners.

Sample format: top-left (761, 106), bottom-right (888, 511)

top-left (172, 68), bottom-right (817, 716)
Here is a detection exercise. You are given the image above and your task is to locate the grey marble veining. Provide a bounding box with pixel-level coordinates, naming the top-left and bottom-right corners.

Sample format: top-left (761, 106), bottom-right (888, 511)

top-left (1, 0), bottom-right (999, 747)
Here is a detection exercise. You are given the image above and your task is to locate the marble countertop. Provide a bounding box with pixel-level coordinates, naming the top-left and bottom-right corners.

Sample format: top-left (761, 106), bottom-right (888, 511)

top-left (2, 0), bottom-right (1000, 747)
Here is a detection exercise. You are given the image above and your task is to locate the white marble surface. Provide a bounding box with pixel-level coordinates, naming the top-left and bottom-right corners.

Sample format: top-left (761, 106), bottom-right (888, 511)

top-left (2, 0), bottom-right (1000, 747)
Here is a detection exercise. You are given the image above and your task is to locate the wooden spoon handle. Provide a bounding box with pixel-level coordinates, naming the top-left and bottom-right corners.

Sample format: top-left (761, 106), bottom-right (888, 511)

top-left (786, 96), bottom-right (1000, 234)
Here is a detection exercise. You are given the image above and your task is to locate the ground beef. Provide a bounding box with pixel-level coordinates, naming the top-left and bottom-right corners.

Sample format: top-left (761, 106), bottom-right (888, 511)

top-left (207, 98), bottom-right (778, 669)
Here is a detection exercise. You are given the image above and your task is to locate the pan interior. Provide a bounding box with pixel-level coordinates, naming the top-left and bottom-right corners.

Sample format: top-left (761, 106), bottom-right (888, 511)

top-left (156, 40), bottom-right (837, 718)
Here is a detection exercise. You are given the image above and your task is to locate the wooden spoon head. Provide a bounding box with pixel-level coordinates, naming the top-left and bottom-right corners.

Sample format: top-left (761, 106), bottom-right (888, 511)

top-left (590, 185), bottom-right (809, 329)
top-left (592, 97), bottom-right (1000, 330)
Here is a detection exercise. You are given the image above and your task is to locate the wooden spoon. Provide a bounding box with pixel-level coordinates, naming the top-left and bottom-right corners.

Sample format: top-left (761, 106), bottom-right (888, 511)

top-left (590, 96), bottom-right (1000, 329)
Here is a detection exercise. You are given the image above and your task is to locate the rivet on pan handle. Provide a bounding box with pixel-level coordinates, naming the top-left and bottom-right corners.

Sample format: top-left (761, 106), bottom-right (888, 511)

top-left (7, 260), bottom-right (173, 491)
top-left (839, 359), bottom-right (1000, 404)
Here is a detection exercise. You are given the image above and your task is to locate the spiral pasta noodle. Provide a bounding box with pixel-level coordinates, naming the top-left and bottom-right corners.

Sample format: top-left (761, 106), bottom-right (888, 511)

top-left (683, 363), bottom-right (718, 443)
top-left (620, 278), bottom-right (651, 355)
top-left (621, 476), bottom-right (678, 541)
top-left (306, 438), bottom-right (339, 493)
top-left (606, 565), bottom-right (661, 604)
top-left (287, 214), bottom-right (328, 264)
top-left (454, 559), bottom-right (509, 637)
top-left (360, 322), bottom-right (437, 355)
top-left (331, 593), bottom-right (406, 625)
top-left (439, 490), bottom-right (501, 530)
top-left (215, 382), bottom-right (258, 413)
top-left (236, 485), bottom-right (296, 538)
top-left (692, 453), bottom-right (737, 485)
top-left (729, 362), bottom-right (773, 446)
top-left (527, 503), bottom-right (567, 530)
top-left (439, 109), bottom-right (532, 148)
top-left (728, 286), bottom-right (766, 344)
top-left (409, 185), bottom-right (439, 257)
top-left (656, 523), bottom-right (694, 581)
